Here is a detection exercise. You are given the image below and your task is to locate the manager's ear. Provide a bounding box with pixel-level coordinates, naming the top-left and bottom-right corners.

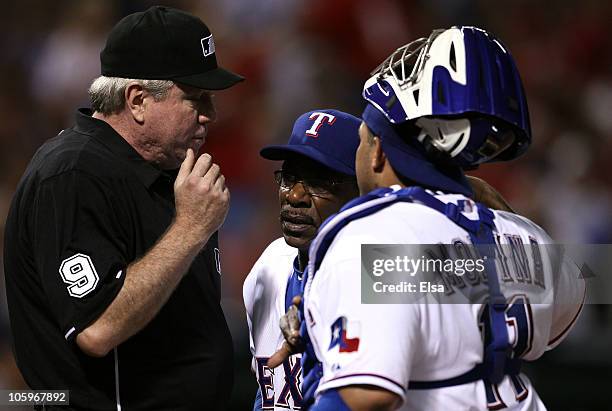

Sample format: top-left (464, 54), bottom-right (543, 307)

top-left (124, 82), bottom-right (146, 123)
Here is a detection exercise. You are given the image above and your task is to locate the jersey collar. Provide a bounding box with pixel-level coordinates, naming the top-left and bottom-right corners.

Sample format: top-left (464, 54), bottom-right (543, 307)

top-left (292, 256), bottom-right (304, 281)
top-left (74, 109), bottom-right (164, 188)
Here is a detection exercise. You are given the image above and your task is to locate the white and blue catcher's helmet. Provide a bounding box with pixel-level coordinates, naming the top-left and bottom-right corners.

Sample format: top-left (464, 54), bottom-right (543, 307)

top-left (363, 26), bottom-right (531, 167)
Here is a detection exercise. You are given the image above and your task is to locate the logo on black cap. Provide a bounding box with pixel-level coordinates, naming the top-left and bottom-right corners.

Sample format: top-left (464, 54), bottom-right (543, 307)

top-left (201, 35), bottom-right (216, 57)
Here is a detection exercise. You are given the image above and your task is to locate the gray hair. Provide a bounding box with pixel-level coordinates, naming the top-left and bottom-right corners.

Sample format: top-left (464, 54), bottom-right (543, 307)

top-left (88, 76), bottom-right (175, 115)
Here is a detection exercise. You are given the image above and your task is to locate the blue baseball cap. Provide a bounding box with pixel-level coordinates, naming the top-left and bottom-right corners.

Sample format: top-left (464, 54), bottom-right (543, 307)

top-left (260, 109), bottom-right (361, 175)
top-left (362, 104), bottom-right (473, 196)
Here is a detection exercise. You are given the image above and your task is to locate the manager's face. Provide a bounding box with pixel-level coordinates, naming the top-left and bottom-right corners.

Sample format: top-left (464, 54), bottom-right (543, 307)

top-left (277, 156), bottom-right (358, 252)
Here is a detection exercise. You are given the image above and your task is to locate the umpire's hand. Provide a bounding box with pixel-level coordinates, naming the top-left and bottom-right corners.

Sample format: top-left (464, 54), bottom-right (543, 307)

top-left (174, 149), bottom-right (230, 248)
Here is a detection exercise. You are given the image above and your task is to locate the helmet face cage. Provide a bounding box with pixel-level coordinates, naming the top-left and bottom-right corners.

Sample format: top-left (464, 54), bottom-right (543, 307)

top-left (370, 29), bottom-right (445, 89)
top-left (363, 26), bottom-right (531, 166)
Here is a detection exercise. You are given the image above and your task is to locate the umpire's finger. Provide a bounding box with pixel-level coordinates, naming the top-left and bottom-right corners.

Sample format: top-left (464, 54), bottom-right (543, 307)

top-left (213, 173), bottom-right (226, 192)
top-left (202, 163), bottom-right (221, 186)
top-left (175, 148), bottom-right (195, 187)
top-left (267, 342), bottom-right (293, 369)
top-left (191, 152), bottom-right (213, 177)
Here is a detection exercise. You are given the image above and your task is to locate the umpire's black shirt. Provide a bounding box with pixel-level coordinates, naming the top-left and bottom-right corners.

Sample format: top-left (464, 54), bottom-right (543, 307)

top-left (4, 109), bottom-right (234, 410)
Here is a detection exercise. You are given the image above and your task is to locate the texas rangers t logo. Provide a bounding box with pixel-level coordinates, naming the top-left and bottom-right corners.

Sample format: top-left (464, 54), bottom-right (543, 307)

top-left (305, 112), bottom-right (336, 137)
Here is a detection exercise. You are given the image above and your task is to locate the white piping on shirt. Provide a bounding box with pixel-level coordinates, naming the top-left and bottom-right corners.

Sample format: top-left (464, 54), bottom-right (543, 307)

top-left (114, 347), bottom-right (121, 411)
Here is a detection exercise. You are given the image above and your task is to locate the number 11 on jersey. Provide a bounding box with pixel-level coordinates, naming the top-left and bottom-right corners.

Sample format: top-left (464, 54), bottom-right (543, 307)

top-left (479, 295), bottom-right (534, 409)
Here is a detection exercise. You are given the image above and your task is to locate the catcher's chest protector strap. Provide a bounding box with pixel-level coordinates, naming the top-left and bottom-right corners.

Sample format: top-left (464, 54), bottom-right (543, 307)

top-left (305, 186), bottom-right (520, 391)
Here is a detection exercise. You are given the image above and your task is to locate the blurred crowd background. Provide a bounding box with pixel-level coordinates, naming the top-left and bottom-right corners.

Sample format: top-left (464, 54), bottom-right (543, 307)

top-left (1, 0), bottom-right (610, 409)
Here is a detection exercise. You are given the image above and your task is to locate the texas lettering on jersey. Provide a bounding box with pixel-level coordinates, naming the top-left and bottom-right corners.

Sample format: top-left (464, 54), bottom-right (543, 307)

top-left (256, 355), bottom-right (303, 410)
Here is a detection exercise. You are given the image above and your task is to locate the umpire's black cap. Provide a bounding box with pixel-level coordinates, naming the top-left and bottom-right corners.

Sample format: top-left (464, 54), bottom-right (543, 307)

top-left (100, 6), bottom-right (244, 90)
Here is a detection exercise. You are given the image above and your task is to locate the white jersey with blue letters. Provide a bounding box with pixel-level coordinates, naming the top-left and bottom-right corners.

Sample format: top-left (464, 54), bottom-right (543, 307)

top-left (303, 188), bottom-right (585, 410)
top-left (244, 238), bottom-right (304, 410)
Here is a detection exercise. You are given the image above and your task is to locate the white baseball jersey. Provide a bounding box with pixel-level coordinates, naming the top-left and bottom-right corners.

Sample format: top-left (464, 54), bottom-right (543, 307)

top-left (304, 189), bottom-right (585, 410)
top-left (244, 238), bottom-right (304, 410)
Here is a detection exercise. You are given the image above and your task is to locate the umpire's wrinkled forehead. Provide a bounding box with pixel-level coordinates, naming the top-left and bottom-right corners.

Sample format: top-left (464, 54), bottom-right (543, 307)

top-left (260, 109), bottom-right (361, 176)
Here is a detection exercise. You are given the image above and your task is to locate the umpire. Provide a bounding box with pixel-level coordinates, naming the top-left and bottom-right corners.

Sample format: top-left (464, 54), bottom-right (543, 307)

top-left (4, 6), bottom-right (243, 410)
